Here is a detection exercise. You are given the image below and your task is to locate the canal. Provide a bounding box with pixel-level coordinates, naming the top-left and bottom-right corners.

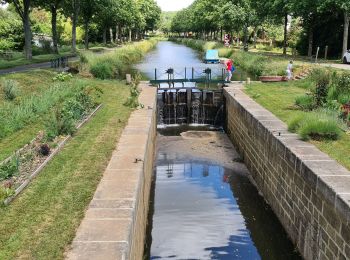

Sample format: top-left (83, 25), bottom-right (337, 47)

top-left (137, 41), bottom-right (302, 260)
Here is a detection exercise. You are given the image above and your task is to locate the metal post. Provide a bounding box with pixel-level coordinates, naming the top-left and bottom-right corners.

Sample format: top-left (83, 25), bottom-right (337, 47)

top-left (315, 46), bottom-right (320, 63)
top-left (155, 68), bottom-right (157, 81)
top-left (187, 89), bottom-right (191, 124)
top-left (185, 67), bottom-right (187, 80)
top-left (192, 67), bottom-right (194, 80)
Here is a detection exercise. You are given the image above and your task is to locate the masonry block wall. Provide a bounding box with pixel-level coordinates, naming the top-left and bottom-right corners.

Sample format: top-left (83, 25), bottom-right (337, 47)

top-left (224, 84), bottom-right (350, 260)
top-left (66, 83), bottom-right (157, 260)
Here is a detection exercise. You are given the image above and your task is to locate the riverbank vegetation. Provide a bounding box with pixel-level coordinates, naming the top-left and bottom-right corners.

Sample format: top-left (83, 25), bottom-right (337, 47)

top-left (86, 39), bottom-right (158, 79)
top-left (171, 38), bottom-right (308, 78)
top-left (0, 75), bottom-right (132, 259)
top-left (167, 0), bottom-right (350, 59)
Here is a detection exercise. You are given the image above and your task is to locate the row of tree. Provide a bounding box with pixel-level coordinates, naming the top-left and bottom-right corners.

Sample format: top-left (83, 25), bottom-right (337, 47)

top-left (1, 0), bottom-right (161, 59)
top-left (170, 0), bottom-right (350, 57)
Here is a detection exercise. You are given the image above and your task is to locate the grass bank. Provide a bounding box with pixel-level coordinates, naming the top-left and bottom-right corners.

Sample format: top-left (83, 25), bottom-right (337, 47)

top-left (170, 38), bottom-right (309, 78)
top-left (245, 81), bottom-right (350, 170)
top-left (0, 76), bottom-right (132, 259)
top-left (84, 39), bottom-right (158, 80)
top-left (0, 71), bottom-right (99, 160)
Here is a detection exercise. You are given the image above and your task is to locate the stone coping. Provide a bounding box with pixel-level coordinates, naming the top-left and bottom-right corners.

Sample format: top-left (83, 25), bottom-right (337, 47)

top-left (66, 82), bottom-right (157, 260)
top-left (224, 83), bottom-right (350, 223)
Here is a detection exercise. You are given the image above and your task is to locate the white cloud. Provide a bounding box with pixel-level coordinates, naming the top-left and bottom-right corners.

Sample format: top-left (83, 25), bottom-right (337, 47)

top-left (156, 0), bottom-right (194, 12)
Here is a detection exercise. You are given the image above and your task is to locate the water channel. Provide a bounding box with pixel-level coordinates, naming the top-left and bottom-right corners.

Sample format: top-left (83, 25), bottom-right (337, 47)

top-left (137, 42), bottom-right (302, 260)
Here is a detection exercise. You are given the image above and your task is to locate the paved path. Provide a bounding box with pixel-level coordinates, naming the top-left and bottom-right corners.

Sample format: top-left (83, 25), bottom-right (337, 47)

top-left (319, 63), bottom-right (350, 70)
top-left (0, 56), bottom-right (78, 75)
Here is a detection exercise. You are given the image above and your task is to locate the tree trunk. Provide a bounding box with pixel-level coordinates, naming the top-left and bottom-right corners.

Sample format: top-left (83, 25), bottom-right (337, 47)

top-left (243, 25), bottom-right (248, 51)
top-left (23, 0), bottom-right (32, 59)
top-left (220, 27), bottom-right (223, 42)
top-left (103, 27), bottom-right (107, 45)
top-left (51, 5), bottom-right (59, 54)
top-left (115, 25), bottom-right (119, 42)
top-left (283, 13), bottom-right (288, 55)
top-left (253, 27), bottom-right (257, 49)
top-left (128, 28), bottom-right (132, 42)
top-left (308, 26), bottom-right (313, 57)
top-left (109, 28), bottom-right (114, 43)
top-left (343, 11), bottom-right (350, 56)
top-left (84, 21), bottom-right (89, 49)
top-left (71, 13), bottom-right (77, 53)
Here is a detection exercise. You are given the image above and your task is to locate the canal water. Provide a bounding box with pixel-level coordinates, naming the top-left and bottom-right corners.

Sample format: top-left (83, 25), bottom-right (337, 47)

top-left (138, 42), bottom-right (301, 259)
top-left (145, 131), bottom-right (301, 260)
top-left (136, 41), bottom-right (252, 87)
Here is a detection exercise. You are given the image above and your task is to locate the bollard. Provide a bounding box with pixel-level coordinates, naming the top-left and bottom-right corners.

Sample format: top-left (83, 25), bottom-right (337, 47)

top-left (126, 74), bottom-right (132, 84)
top-left (246, 77), bottom-right (251, 85)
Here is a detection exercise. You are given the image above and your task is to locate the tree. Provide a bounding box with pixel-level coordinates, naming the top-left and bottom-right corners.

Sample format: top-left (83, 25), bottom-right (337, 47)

top-left (330, 0), bottom-right (350, 56)
top-left (34, 0), bottom-right (64, 53)
top-left (80, 0), bottom-right (102, 49)
top-left (63, 0), bottom-right (80, 53)
top-left (2, 0), bottom-right (32, 59)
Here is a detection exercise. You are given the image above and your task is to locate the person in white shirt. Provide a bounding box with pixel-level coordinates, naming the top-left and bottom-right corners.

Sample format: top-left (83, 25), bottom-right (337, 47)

top-left (286, 61), bottom-right (293, 80)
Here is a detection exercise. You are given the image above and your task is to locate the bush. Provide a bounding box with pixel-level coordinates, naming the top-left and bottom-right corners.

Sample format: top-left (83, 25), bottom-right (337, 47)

top-left (90, 61), bottom-right (114, 79)
top-left (295, 95), bottom-right (315, 111)
top-left (2, 79), bottom-right (19, 101)
top-left (288, 111), bottom-right (342, 141)
top-left (38, 144), bottom-right (51, 156)
top-left (0, 157), bottom-right (19, 181)
top-left (53, 72), bottom-right (73, 82)
top-left (0, 186), bottom-right (15, 205)
top-left (45, 107), bottom-right (76, 141)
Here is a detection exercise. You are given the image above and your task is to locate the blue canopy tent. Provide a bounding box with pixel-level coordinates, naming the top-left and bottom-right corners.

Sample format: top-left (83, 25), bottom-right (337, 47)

top-left (204, 50), bottom-right (219, 64)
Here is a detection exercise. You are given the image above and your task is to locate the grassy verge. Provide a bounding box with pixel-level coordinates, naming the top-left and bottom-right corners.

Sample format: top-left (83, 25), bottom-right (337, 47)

top-left (0, 78), bottom-right (132, 259)
top-left (85, 39), bottom-right (158, 79)
top-left (245, 81), bottom-right (350, 170)
top-left (0, 52), bottom-right (75, 70)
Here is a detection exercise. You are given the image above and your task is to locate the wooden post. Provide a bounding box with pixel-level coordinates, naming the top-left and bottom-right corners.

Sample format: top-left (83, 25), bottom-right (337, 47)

top-left (325, 45), bottom-right (328, 60)
top-left (315, 46), bottom-right (320, 63)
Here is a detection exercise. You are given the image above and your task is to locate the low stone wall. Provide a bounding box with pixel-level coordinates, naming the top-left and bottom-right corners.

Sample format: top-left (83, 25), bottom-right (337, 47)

top-left (66, 82), bottom-right (157, 260)
top-left (224, 83), bottom-right (350, 260)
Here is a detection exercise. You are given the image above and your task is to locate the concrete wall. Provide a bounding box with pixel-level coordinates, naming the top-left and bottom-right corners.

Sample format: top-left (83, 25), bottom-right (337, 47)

top-left (66, 82), bottom-right (157, 260)
top-left (224, 83), bottom-right (350, 260)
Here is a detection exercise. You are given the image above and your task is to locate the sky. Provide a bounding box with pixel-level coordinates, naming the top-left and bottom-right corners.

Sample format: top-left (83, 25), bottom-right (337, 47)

top-left (156, 0), bottom-right (194, 12)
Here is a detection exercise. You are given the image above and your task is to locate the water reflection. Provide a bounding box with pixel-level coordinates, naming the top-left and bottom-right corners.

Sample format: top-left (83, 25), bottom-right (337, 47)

top-left (136, 41), bottom-right (251, 88)
top-left (149, 153), bottom-right (301, 260)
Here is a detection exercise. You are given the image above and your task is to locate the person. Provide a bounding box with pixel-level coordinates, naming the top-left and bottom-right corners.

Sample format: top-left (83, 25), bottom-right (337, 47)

top-left (225, 59), bottom-right (234, 82)
top-left (286, 60), bottom-right (293, 80)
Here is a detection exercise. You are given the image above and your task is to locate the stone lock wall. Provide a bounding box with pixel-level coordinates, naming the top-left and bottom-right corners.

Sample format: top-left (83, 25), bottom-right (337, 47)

top-left (66, 82), bottom-right (157, 260)
top-left (224, 84), bottom-right (350, 260)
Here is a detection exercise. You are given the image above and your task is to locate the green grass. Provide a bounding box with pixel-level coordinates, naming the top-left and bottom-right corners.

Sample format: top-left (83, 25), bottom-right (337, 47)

top-left (0, 78), bottom-right (132, 259)
top-left (0, 52), bottom-right (74, 70)
top-left (245, 81), bottom-right (350, 170)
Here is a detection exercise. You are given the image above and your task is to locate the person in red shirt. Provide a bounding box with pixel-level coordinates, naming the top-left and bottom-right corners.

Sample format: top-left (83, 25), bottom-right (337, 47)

top-left (225, 59), bottom-right (233, 82)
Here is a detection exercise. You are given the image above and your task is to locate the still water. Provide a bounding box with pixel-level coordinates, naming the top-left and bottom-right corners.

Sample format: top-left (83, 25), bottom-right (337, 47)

top-left (146, 130), bottom-right (302, 260)
top-left (136, 41), bottom-right (252, 87)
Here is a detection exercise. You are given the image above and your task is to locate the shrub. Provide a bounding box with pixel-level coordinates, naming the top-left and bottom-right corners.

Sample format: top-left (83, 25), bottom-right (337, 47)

top-left (38, 144), bottom-right (51, 156)
top-left (295, 95), bottom-right (315, 111)
top-left (0, 186), bottom-right (15, 205)
top-left (0, 157), bottom-right (19, 181)
top-left (90, 61), bottom-right (114, 79)
top-left (2, 79), bottom-right (19, 101)
top-left (45, 107), bottom-right (76, 141)
top-left (53, 72), bottom-right (73, 82)
top-left (288, 111), bottom-right (342, 141)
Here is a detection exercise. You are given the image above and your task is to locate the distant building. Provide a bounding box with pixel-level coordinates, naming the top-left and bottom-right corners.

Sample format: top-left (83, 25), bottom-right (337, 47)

top-left (33, 34), bottom-right (53, 48)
